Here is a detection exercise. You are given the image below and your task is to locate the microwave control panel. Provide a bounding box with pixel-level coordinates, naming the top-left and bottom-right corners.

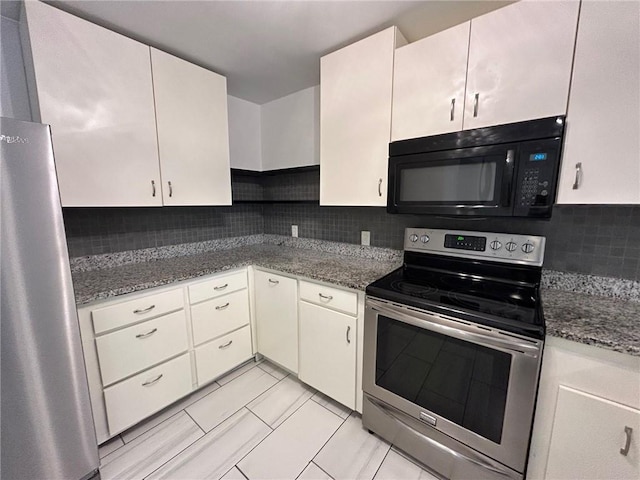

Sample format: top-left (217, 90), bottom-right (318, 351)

top-left (513, 138), bottom-right (561, 216)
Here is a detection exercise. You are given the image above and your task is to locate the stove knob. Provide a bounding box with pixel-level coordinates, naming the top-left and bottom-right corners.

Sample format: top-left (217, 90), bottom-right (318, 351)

top-left (409, 234), bottom-right (419, 243)
top-left (420, 235), bottom-right (430, 244)
top-left (505, 241), bottom-right (518, 252)
top-left (522, 242), bottom-right (535, 254)
top-left (490, 240), bottom-right (502, 250)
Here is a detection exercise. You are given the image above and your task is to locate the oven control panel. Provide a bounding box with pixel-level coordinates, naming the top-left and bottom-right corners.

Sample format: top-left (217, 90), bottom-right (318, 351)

top-left (405, 228), bottom-right (545, 266)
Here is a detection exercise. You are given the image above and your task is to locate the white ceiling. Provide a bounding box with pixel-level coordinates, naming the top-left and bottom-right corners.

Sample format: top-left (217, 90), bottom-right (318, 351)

top-left (8, 1), bottom-right (511, 104)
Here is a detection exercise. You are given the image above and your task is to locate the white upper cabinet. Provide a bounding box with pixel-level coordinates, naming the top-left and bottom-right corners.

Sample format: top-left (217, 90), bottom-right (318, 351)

top-left (463, 0), bottom-right (579, 130)
top-left (320, 26), bottom-right (406, 206)
top-left (391, 22), bottom-right (470, 141)
top-left (557, 0), bottom-right (640, 204)
top-left (151, 48), bottom-right (232, 206)
top-left (22, 0), bottom-right (162, 207)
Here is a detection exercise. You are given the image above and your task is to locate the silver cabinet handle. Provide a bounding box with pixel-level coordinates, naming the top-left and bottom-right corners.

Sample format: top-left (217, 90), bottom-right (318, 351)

top-left (135, 328), bottom-right (158, 339)
top-left (142, 374), bottom-right (163, 387)
top-left (450, 98), bottom-right (455, 121)
top-left (346, 326), bottom-right (351, 344)
top-left (473, 93), bottom-right (479, 117)
top-left (133, 305), bottom-right (155, 314)
top-left (218, 340), bottom-right (233, 349)
top-left (151, 180), bottom-right (156, 197)
top-left (378, 178), bottom-right (383, 197)
top-left (215, 302), bottom-right (230, 311)
top-left (168, 181), bottom-right (173, 197)
top-left (318, 293), bottom-right (333, 301)
top-left (620, 426), bottom-right (633, 456)
top-left (214, 283), bottom-right (228, 291)
top-left (268, 278), bottom-right (279, 285)
top-left (572, 162), bottom-right (582, 190)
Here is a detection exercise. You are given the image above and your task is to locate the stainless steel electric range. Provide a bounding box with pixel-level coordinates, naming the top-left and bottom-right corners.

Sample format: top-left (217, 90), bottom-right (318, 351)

top-left (363, 228), bottom-right (546, 480)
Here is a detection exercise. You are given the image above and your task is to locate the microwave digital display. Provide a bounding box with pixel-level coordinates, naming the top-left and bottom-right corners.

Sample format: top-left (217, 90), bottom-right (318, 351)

top-left (529, 153), bottom-right (547, 161)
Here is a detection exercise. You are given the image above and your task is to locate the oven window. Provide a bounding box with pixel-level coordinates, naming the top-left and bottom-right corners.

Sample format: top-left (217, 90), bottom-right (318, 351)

top-left (399, 160), bottom-right (496, 202)
top-left (375, 315), bottom-right (511, 444)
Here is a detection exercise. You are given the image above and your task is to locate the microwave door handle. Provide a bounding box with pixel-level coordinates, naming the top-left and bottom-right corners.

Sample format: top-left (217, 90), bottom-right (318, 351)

top-left (500, 150), bottom-right (515, 207)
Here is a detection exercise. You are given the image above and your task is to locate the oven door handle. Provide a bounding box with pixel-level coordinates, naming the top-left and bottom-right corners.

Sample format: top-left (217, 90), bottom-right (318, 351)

top-left (367, 396), bottom-right (518, 479)
top-left (368, 300), bottom-right (541, 357)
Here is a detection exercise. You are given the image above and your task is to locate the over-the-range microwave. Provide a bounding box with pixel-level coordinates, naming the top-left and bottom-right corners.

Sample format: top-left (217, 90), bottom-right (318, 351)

top-left (387, 116), bottom-right (566, 218)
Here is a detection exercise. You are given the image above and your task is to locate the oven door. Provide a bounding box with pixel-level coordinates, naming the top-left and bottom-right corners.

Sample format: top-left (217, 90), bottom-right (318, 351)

top-left (387, 144), bottom-right (516, 216)
top-left (363, 297), bottom-right (543, 475)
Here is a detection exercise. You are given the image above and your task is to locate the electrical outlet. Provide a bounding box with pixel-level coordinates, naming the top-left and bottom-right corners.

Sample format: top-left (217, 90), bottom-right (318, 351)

top-left (292, 225), bottom-right (298, 237)
top-left (361, 230), bottom-right (371, 246)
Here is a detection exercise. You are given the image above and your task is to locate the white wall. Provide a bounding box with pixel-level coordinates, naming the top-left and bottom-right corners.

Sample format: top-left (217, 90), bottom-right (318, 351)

top-left (227, 95), bottom-right (262, 170)
top-left (261, 85), bottom-right (319, 170)
top-left (1, 15), bottom-right (32, 121)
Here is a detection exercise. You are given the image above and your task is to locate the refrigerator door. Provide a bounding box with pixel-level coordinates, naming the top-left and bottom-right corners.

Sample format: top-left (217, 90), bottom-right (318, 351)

top-left (1, 117), bottom-right (99, 479)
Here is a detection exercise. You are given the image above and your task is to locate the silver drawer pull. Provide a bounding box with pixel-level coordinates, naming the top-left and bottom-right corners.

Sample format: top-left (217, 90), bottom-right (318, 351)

top-left (133, 305), bottom-right (155, 314)
top-left (318, 293), bottom-right (333, 301)
top-left (620, 426), bottom-right (633, 456)
top-left (473, 93), bottom-right (479, 117)
top-left (214, 283), bottom-right (228, 291)
top-left (378, 178), bottom-right (382, 197)
top-left (142, 374), bottom-right (163, 387)
top-left (346, 325), bottom-right (351, 344)
top-left (268, 279), bottom-right (279, 285)
top-left (450, 98), bottom-right (455, 121)
top-left (151, 180), bottom-right (156, 197)
top-left (215, 302), bottom-right (230, 311)
top-left (135, 328), bottom-right (158, 339)
top-left (572, 162), bottom-right (582, 190)
top-left (168, 181), bottom-right (173, 197)
top-left (218, 340), bottom-right (233, 349)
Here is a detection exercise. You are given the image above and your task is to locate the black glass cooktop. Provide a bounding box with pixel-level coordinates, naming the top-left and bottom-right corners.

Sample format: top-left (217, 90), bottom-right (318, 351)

top-left (366, 253), bottom-right (544, 339)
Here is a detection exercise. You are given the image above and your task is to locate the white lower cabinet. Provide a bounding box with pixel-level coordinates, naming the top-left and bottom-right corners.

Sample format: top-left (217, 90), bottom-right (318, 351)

top-left (528, 337), bottom-right (640, 479)
top-left (195, 326), bottom-right (253, 386)
top-left (253, 270), bottom-right (298, 373)
top-left (77, 268), bottom-right (254, 444)
top-left (298, 301), bottom-right (357, 410)
top-left (103, 353), bottom-right (192, 436)
top-left (545, 386), bottom-right (640, 479)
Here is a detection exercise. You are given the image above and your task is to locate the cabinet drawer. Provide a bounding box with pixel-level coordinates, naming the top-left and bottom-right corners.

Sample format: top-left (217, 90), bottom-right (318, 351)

top-left (92, 288), bottom-right (184, 335)
top-left (103, 353), bottom-right (192, 435)
top-left (95, 310), bottom-right (188, 386)
top-left (188, 270), bottom-right (247, 304)
top-left (299, 280), bottom-right (357, 316)
top-left (191, 289), bottom-right (250, 346)
top-left (195, 326), bottom-right (253, 386)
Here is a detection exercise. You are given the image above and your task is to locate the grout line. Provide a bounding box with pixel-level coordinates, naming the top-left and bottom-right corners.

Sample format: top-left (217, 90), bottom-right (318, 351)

top-left (310, 395), bottom-right (352, 421)
top-left (235, 465), bottom-right (250, 480)
top-left (184, 409), bottom-right (207, 435)
top-left (245, 407), bottom-right (275, 432)
top-left (310, 409), bottom-right (351, 466)
top-left (311, 461), bottom-right (335, 480)
top-left (371, 446), bottom-right (392, 480)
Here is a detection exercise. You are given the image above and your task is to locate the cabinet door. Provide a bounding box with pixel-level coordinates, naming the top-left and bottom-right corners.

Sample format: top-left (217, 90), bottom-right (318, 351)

top-left (391, 22), bottom-right (470, 140)
top-left (151, 48), bottom-right (232, 206)
top-left (463, 1), bottom-right (579, 130)
top-left (557, 0), bottom-right (640, 204)
top-left (23, 1), bottom-right (162, 207)
top-left (545, 386), bottom-right (640, 479)
top-left (299, 301), bottom-right (356, 409)
top-left (320, 27), bottom-right (404, 206)
top-left (253, 271), bottom-right (298, 373)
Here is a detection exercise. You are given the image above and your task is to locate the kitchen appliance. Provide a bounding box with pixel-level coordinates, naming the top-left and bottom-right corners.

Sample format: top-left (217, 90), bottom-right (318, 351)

top-left (363, 228), bottom-right (546, 480)
top-left (387, 116), bottom-right (565, 218)
top-left (1, 117), bottom-right (100, 479)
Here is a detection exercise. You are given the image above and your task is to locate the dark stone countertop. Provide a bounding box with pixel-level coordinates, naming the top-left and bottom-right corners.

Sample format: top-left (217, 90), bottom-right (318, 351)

top-left (542, 289), bottom-right (640, 357)
top-left (72, 243), bottom-right (639, 357)
top-left (72, 244), bottom-right (402, 305)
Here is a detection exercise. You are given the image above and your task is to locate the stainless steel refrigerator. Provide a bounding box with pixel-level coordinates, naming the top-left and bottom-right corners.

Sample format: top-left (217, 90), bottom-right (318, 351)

top-left (1, 117), bottom-right (99, 479)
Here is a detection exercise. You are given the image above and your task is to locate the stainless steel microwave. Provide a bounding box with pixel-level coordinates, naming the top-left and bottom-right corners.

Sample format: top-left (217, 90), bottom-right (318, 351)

top-left (387, 116), bottom-right (566, 218)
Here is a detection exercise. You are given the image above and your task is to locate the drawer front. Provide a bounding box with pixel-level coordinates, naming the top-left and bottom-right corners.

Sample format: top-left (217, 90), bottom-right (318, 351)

top-left (191, 289), bottom-right (250, 346)
top-left (103, 353), bottom-right (192, 435)
top-left (195, 326), bottom-right (253, 386)
top-left (95, 310), bottom-right (189, 386)
top-left (189, 270), bottom-right (248, 304)
top-left (92, 288), bottom-right (184, 335)
top-left (299, 280), bottom-right (357, 316)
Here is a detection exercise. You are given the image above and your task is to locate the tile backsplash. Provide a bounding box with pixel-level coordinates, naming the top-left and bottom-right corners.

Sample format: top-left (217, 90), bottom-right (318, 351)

top-left (63, 169), bottom-right (640, 281)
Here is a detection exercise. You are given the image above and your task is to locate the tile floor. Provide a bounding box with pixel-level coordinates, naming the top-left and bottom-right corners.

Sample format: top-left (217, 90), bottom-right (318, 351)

top-left (98, 358), bottom-right (439, 480)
